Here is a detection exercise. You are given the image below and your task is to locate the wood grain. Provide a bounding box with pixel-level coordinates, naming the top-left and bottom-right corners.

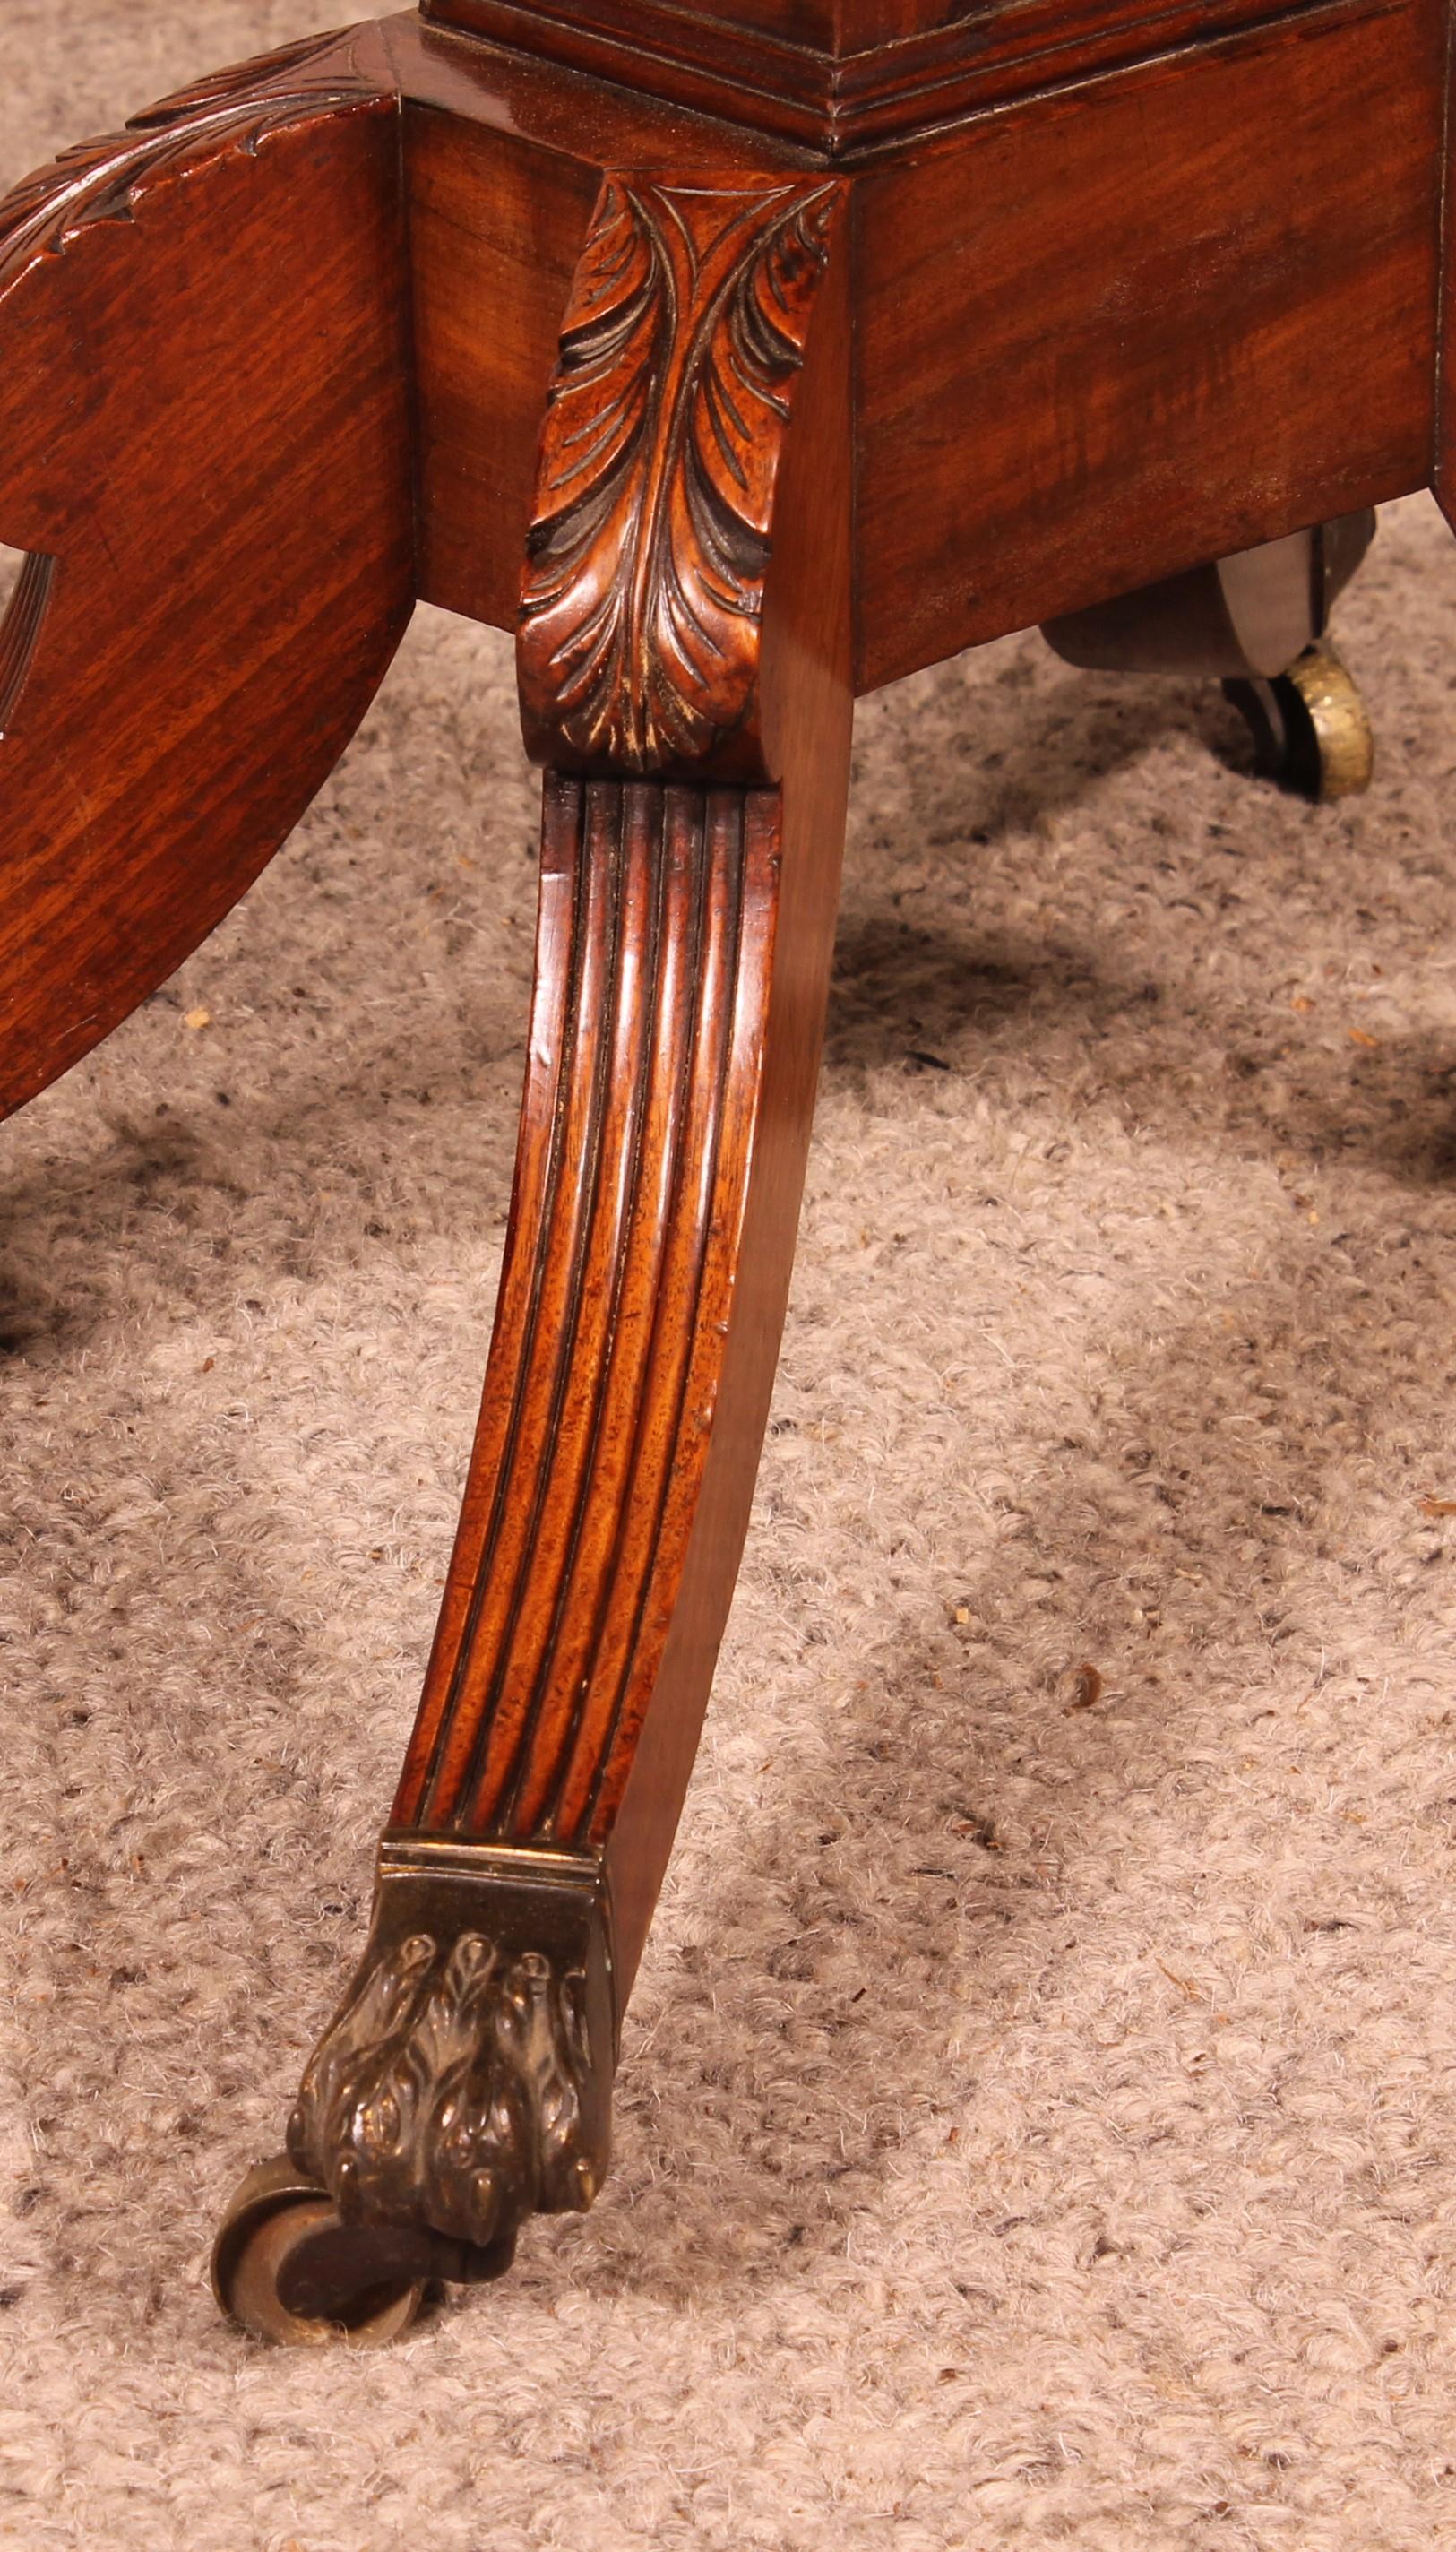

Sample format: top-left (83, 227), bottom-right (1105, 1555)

top-left (392, 773), bottom-right (790, 1846)
top-left (854, 0), bottom-right (1442, 688)
top-left (396, 7), bottom-right (813, 645)
top-left (604, 219), bottom-right (854, 1983)
top-left (421, 0), bottom-right (1339, 151)
top-left (0, 28), bottom-right (413, 1118)
top-left (395, 0), bottom-right (1444, 689)
top-left (1, 0), bottom-right (1441, 2331)
top-left (394, 177), bottom-right (853, 1989)
top-left (1434, 0), bottom-right (1456, 533)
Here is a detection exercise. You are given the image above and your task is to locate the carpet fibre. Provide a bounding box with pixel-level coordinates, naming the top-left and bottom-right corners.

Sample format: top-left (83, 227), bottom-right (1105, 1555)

top-left (4, 13), bottom-right (1456, 2547)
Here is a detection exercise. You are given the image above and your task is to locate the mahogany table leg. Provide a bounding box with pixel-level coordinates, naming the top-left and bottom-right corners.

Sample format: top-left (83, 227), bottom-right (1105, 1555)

top-left (12, 0), bottom-right (1438, 2349)
top-left (0, 30), bottom-right (412, 1123)
top-left (214, 170), bottom-right (853, 2340)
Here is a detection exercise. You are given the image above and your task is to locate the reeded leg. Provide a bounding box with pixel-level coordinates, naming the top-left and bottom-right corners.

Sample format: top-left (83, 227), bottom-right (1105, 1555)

top-left (0, 29), bottom-right (412, 1122)
top-left (215, 172), bottom-right (854, 2340)
top-left (1041, 510), bottom-right (1377, 799)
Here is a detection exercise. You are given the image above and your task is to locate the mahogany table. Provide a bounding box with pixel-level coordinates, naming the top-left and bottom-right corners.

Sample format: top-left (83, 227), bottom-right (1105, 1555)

top-left (0, 0), bottom-right (1443, 2342)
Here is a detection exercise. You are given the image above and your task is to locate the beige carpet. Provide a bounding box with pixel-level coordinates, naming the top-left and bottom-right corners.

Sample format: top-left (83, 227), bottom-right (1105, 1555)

top-left (4, 10), bottom-right (1456, 2546)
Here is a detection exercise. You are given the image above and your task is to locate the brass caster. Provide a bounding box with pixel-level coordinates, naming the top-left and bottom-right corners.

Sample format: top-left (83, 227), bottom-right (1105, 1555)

top-left (211, 2158), bottom-right (426, 2348)
top-left (1224, 641), bottom-right (1374, 802)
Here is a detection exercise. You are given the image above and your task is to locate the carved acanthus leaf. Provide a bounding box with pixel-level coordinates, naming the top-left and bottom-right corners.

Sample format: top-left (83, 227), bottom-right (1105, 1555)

top-left (520, 178), bottom-right (841, 772)
top-left (0, 30), bottom-right (388, 288)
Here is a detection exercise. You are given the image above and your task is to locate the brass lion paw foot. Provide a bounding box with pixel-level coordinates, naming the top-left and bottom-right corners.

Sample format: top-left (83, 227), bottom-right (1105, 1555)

top-left (214, 1841), bottom-right (616, 2344)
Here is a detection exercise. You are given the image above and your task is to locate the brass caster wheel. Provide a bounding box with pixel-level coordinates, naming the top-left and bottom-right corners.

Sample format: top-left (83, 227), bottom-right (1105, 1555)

top-left (211, 2158), bottom-right (426, 2348)
top-left (1224, 641), bottom-right (1374, 803)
